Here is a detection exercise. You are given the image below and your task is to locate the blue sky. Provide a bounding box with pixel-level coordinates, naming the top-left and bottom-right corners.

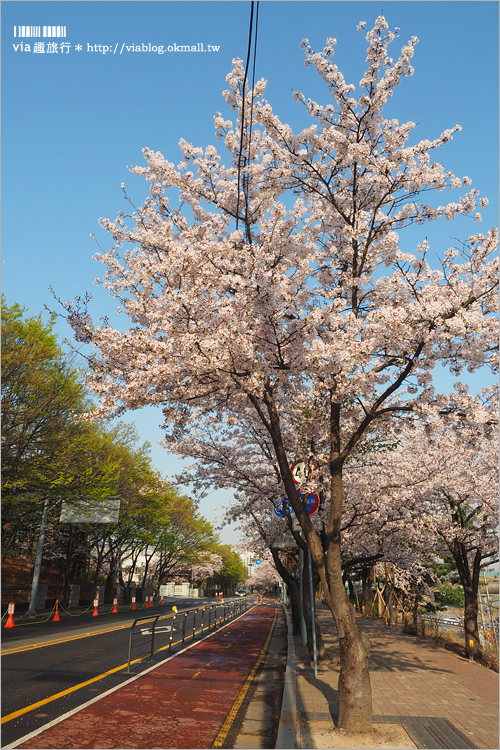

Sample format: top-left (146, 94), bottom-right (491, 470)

top-left (2, 1), bottom-right (498, 544)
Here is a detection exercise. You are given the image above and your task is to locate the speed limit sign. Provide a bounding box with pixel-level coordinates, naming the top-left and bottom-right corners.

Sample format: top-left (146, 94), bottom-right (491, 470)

top-left (291, 461), bottom-right (318, 487)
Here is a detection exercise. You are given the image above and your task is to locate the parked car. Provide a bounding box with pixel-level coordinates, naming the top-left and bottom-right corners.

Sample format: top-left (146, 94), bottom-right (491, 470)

top-left (235, 590), bottom-right (247, 597)
top-left (440, 615), bottom-right (462, 625)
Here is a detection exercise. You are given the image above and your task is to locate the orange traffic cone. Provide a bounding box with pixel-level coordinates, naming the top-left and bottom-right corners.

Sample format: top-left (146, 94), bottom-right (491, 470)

top-left (92, 598), bottom-right (99, 616)
top-left (131, 596), bottom-right (136, 611)
top-left (160, 596), bottom-right (164, 606)
top-left (4, 602), bottom-right (15, 628)
top-left (53, 600), bottom-right (61, 622)
top-left (111, 598), bottom-right (118, 614)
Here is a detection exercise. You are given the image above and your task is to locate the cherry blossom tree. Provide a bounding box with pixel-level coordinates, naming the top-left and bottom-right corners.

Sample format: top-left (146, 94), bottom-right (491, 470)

top-left (63, 16), bottom-right (498, 731)
top-left (191, 551), bottom-right (224, 584)
top-left (245, 557), bottom-right (280, 590)
top-left (375, 392), bottom-right (498, 659)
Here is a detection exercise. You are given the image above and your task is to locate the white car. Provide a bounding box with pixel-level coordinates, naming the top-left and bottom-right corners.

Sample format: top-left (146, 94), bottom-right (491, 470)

top-left (441, 615), bottom-right (462, 625)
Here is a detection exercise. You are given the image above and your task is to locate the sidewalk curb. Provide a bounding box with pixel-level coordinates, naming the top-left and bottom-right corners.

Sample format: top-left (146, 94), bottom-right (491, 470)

top-left (275, 603), bottom-right (297, 749)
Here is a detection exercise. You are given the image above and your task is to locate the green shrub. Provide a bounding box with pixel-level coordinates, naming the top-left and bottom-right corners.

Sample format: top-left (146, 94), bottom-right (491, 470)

top-left (402, 625), bottom-right (419, 636)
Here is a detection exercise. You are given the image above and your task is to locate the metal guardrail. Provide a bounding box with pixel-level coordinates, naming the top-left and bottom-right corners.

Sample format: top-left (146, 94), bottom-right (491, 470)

top-left (125, 614), bottom-right (161, 673)
top-left (125, 597), bottom-right (254, 673)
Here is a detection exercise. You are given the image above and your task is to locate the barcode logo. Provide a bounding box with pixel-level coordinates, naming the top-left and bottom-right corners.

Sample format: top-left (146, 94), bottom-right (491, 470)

top-left (14, 26), bottom-right (67, 38)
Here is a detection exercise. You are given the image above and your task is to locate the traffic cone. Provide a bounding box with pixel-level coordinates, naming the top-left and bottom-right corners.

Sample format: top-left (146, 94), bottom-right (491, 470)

top-left (111, 598), bottom-right (118, 614)
top-left (53, 600), bottom-right (61, 622)
top-left (145, 596), bottom-right (150, 608)
top-left (160, 596), bottom-right (164, 606)
top-left (131, 596), bottom-right (136, 611)
top-left (92, 598), bottom-right (99, 616)
top-left (4, 602), bottom-right (15, 628)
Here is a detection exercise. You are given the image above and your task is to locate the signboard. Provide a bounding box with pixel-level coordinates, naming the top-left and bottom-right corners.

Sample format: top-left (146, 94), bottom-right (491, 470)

top-left (290, 461), bottom-right (318, 487)
top-left (271, 540), bottom-right (298, 549)
top-left (274, 499), bottom-right (292, 518)
top-left (274, 493), bottom-right (319, 517)
top-left (294, 518), bottom-right (323, 531)
top-left (303, 493), bottom-right (319, 514)
top-left (60, 497), bottom-right (120, 524)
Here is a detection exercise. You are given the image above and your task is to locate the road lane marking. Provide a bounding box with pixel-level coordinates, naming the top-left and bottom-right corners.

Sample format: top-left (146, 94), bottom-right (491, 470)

top-left (211, 605), bottom-right (277, 749)
top-left (1, 615), bottom-right (176, 655)
top-left (1, 636), bottom-right (182, 724)
top-left (2, 606), bottom-right (256, 726)
top-left (4, 606), bottom-right (258, 749)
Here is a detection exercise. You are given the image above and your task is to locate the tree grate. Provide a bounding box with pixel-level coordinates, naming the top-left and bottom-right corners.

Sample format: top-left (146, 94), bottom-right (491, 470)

top-left (373, 715), bottom-right (477, 749)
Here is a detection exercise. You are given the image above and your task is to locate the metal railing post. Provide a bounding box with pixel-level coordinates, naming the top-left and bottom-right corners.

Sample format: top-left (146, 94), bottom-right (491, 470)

top-left (182, 612), bottom-right (187, 644)
top-left (170, 614), bottom-right (176, 651)
top-left (125, 614), bottom-right (159, 674)
top-left (150, 615), bottom-right (160, 662)
top-left (126, 618), bottom-right (138, 673)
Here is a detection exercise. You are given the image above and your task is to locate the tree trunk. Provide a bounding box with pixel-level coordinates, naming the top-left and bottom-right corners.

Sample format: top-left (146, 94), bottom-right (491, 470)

top-left (92, 538), bottom-right (107, 598)
top-left (270, 547), bottom-right (302, 635)
top-left (261, 386), bottom-right (372, 732)
top-left (344, 570), bottom-right (356, 604)
top-left (450, 541), bottom-right (482, 661)
top-left (361, 565), bottom-right (372, 612)
top-left (412, 593), bottom-right (420, 628)
top-left (325, 537), bottom-right (372, 732)
top-left (322, 407), bottom-right (372, 732)
top-left (463, 583), bottom-right (481, 659)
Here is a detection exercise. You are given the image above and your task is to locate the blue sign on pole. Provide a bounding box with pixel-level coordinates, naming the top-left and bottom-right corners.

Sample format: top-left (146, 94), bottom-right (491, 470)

top-left (274, 499), bottom-right (292, 517)
top-left (274, 493), bottom-right (319, 517)
top-left (255, 560), bottom-right (261, 566)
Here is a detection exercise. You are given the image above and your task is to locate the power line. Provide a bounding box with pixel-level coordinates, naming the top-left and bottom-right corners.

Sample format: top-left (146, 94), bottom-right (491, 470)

top-left (236, 1), bottom-right (259, 233)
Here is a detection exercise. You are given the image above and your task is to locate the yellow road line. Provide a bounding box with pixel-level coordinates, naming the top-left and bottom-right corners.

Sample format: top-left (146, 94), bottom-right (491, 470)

top-left (1, 633), bottom-right (187, 725)
top-left (2, 607), bottom-right (249, 725)
top-left (211, 606), bottom-right (277, 749)
top-left (1, 614), bottom-right (175, 656)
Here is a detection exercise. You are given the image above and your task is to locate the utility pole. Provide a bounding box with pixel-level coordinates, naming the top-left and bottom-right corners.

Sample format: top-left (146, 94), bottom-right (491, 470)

top-left (27, 497), bottom-right (50, 617)
top-left (298, 547), bottom-right (307, 646)
top-left (308, 547), bottom-right (318, 678)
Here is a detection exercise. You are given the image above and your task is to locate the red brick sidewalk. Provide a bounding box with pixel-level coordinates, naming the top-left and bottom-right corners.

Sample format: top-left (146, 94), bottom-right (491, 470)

top-left (298, 609), bottom-right (499, 749)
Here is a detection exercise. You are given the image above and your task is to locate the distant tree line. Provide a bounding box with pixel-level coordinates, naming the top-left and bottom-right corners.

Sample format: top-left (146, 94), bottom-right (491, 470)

top-left (1, 298), bottom-right (243, 604)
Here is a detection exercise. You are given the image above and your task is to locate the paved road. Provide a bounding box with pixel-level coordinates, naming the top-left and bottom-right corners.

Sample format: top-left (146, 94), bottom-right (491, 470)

top-left (1, 597), bottom-right (253, 747)
top-left (5, 602), bottom-right (278, 749)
